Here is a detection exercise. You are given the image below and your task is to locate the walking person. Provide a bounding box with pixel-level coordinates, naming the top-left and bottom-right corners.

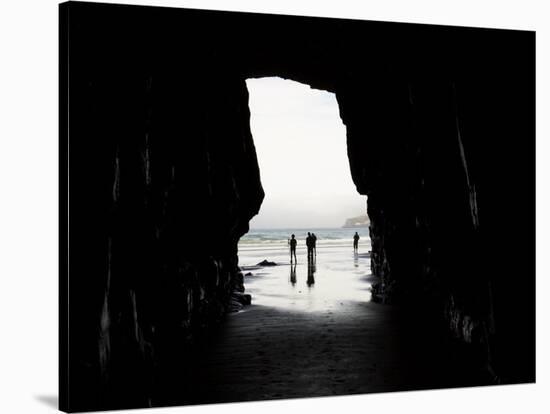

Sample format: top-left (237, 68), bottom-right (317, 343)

top-left (353, 231), bottom-right (360, 252)
top-left (289, 234), bottom-right (297, 263)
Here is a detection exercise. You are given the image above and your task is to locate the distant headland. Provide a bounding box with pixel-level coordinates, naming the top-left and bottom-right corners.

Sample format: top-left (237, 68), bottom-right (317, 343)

top-left (342, 215), bottom-right (370, 228)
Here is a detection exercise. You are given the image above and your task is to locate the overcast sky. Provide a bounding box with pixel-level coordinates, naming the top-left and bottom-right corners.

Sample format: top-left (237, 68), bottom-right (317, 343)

top-left (246, 77), bottom-right (367, 229)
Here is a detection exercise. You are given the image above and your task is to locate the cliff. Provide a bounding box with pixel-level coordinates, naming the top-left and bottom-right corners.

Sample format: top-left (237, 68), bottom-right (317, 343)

top-left (343, 215), bottom-right (371, 228)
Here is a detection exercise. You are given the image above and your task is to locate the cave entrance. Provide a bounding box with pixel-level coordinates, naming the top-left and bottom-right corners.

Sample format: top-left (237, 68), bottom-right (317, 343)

top-left (237, 77), bottom-right (372, 312)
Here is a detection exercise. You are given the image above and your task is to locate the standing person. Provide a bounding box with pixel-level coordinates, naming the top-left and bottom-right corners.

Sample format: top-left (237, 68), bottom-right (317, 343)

top-left (306, 232), bottom-right (313, 261)
top-left (289, 234), bottom-right (297, 263)
top-left (311, 233), bottom-right (317, 257)
top-left (353, 232), bottom-right (360, 252)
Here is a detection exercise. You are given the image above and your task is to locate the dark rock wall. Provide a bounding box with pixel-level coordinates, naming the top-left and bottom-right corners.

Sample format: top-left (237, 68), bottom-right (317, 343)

top-left (335, 37), bottom-right (535, 383)
top-left (64, 5), bottom-right (264, 409)
top-left (62, 2), bottom-right (535, 411)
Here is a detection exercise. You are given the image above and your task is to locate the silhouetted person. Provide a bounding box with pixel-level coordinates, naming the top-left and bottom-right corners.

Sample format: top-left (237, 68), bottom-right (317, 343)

top-left (306, 232), bottom-right (314, 261)
top-left (289, 234), bottom-right (297, 263)
top-left (353, 232), bottom-right (360, 252)
top-left (290, 263), bottom-right (297, 285)
top-left (311, 233), bottom-right (317, 257)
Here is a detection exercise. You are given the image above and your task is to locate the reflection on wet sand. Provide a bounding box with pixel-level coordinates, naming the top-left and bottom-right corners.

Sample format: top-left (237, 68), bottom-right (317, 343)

top-left (307, 259), bottom-right (316, 287)
top-left (241, 244), bottom-right (372, 313)
top-left (289, 263), bottom-right (296, 285)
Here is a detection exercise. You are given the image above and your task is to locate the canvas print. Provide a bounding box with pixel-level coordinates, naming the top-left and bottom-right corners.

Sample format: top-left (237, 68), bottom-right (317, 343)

top-left (59, 1), bottom-right (535, 412)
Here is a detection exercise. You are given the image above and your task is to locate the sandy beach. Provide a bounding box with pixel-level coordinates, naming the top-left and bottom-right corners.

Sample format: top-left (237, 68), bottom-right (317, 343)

top-left (239, 238), bottom-right (374, 312)
top-left (154, 236), bottom-right (489, 406)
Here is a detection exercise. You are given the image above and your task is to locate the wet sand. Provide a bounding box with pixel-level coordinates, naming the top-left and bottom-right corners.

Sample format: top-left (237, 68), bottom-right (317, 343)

top-left (158, 245), bottom-right (489, 406)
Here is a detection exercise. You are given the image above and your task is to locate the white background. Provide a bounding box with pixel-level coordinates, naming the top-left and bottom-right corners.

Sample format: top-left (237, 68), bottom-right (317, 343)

top-left (0, 0), bottom-right (548, 413)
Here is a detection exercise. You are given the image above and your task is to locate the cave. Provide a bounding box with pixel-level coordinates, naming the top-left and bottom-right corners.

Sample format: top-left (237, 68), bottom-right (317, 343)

top-left (60, 2), bottom-right (535, 412)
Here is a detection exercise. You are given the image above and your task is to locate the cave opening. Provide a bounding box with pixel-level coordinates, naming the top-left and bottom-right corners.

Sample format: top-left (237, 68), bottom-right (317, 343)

top-left (238, 77), bottom-right (373, 311)
top-left (61, 4), bottom-right (536, 410)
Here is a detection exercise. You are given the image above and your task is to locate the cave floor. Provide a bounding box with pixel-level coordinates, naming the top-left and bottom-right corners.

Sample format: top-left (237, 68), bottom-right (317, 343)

top-left (156, 247), bottom-right (490, 406)
top-left (186, 303), bottom-right (487, 405)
